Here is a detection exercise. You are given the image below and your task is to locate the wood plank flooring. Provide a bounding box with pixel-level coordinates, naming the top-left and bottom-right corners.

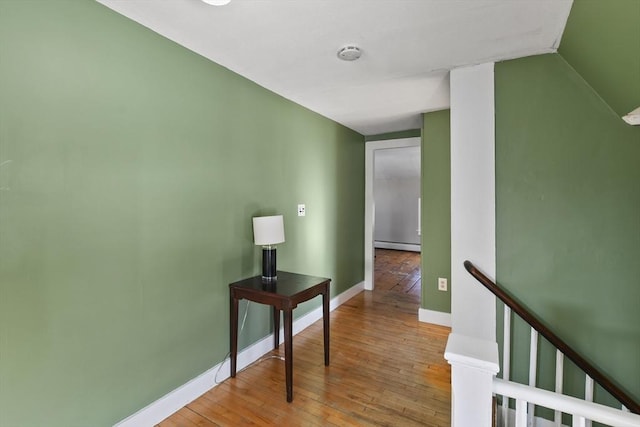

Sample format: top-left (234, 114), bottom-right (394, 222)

top-left (158, 249), bottom-right (451, 426)
top-left (374, 249), bottom-right (422, 299)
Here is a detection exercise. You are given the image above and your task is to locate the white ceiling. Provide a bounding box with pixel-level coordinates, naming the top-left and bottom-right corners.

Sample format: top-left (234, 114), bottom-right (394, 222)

top-left (96, 0), bottom-right (573, 136)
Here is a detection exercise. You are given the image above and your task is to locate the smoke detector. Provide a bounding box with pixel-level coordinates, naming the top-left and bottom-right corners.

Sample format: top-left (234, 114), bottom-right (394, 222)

top-left (202, 0), bottom-right (231, 5)
top-left (337, 46), bottom-right (362, 61)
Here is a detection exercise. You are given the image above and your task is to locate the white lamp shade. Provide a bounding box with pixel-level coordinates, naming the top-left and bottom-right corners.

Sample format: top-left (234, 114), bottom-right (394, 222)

top-left (253, 215), bottom-right (285, 246)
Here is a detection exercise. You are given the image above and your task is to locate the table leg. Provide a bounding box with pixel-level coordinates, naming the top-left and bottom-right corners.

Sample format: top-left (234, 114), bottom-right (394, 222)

top-left (323, 285), bottom-right (330, 366)
top-left (283, 309), bottom-right (293, 402)
top-left (230, 296), bottom-right (239, 377)
top-left (273, 307), bottom-right (280, 349)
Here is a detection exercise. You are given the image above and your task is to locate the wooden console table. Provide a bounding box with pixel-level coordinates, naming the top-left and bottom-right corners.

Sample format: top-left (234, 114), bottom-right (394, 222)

top-left (229, 271), bottom-right (331, 402)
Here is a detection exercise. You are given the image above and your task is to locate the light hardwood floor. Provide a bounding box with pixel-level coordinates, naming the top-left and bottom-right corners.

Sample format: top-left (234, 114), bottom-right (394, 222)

top-left (158, 249), bottom-right (451, 426)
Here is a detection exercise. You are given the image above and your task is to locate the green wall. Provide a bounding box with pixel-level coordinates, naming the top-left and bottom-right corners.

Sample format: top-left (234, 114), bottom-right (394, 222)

top-left (560, 0), bottom-right (640, 117)
top-left (421, 111), bottom-right (451, 314)
top-left (0, 2), bottom-right (364, 426)
top-left (495, 53), bottom-right (640, 408)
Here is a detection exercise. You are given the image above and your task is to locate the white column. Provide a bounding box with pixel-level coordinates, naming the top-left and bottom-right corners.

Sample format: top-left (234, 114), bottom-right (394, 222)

top-left (450, 62), bottom-right (496, 340)
top-left (448, 62), bottom-right (497, 427)
top-left (445, 333), bottom-right (500, 427)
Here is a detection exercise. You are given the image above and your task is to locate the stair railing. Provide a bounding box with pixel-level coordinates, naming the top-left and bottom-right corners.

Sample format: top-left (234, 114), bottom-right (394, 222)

top-left (464, 260), bottom-right (639, 426)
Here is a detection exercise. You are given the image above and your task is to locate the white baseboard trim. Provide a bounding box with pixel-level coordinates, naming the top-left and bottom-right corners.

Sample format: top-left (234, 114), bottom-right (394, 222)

top-left (374, 241), bottom-right (421, 252)
top-left (114, 280), bottom-right (365, 427)
top-left (418, 308), bottom-right (451, 327)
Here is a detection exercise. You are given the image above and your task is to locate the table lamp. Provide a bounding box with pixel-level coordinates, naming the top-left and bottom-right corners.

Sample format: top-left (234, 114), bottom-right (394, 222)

top-left (252, 215), bottom-right (285, 282)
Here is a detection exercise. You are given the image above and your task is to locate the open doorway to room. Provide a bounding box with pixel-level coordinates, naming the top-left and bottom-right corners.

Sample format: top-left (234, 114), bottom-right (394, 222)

top-left (373, 145), bottom-right (421, 301)
top-left (364, 138), bottom-right (422, 306)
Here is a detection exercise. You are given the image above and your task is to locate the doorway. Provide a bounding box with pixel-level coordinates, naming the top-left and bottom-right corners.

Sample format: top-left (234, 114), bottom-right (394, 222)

top-left (364, 137), bottom-right (421, 291)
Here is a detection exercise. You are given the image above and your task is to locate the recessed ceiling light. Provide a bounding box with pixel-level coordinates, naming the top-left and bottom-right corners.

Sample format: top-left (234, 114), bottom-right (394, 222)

top-left (202, 0), bottom-right (231, 5)
top-left (337, 46), bottom-right (362, 61)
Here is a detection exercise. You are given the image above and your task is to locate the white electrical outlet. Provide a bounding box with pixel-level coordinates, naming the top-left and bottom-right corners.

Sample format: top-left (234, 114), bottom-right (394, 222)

top-left (438, 277), bottom-right (448, 291)
top-left (297, 204), bottom-right (306, 216)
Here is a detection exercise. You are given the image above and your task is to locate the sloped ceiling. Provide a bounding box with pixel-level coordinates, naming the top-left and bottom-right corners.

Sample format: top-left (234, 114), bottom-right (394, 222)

top-left (96, 0), bottom-right (573, 136)
top-left (559, 0), bottom-right (640, 118)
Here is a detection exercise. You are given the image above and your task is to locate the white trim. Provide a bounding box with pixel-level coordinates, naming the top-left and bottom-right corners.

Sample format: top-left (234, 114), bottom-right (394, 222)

top-left (113, 281), bottom-right (365, 427)
top-left (418, 308), bottom-right (451, 327)
top-left (493, 379), bottom-right (640, 427)
top-left (445, 333), bottom-right (499, 373)
top-left (365, 137), bottom-right (421, 291)
top-left (374, 241), bottom-right (421, 252)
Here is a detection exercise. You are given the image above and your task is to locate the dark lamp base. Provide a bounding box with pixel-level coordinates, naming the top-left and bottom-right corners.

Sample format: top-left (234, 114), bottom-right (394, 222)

top-left (262, 247), bottom-right (277, 282)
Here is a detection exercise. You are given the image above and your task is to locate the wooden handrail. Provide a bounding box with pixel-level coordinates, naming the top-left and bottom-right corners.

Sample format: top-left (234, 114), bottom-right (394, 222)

top-left (464, 260), bottom-right (640, 414)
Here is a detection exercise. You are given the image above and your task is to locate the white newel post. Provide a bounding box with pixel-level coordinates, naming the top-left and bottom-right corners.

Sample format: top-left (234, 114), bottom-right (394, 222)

top-left (445, 334), bottom-right (499, 427)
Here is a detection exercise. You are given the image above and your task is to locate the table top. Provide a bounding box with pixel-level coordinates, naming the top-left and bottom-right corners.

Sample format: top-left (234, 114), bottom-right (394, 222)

top-left (229, 271), bottom-right (330, 298)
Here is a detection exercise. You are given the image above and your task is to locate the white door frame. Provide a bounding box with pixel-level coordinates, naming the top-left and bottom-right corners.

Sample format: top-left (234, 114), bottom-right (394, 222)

top-left (364, 137), bottom-right (421, 290)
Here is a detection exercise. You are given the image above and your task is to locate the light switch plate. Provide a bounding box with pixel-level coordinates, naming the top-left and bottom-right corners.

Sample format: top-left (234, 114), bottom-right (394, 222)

top-left (438, 277), bottom-right (448, 291)
top-left (297, 204), bottom-right (306, 216)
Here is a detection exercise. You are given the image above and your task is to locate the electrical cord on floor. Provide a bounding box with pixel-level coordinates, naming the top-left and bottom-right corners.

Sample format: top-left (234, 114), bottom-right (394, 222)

top-left (250, 354), bottom-right (285, 364)
top-left (213, 301), bottom-right (285, 385)
top-left (214, 300), bottom-right (249, 385)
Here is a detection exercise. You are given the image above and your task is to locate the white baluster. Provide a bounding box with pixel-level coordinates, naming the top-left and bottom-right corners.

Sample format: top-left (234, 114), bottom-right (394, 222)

top-left (584, 375), bottom-right (594, 427)
top-left (528, 329), bottom-right (538, 427)
top-left (503, 306), bottom-right (512, 426)
top-left (516, 398), bottom-right (528, 427)
top-left (554, 350), bottom-right (564, 427)
top-left (573, 415), bottom-right (586, 427)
